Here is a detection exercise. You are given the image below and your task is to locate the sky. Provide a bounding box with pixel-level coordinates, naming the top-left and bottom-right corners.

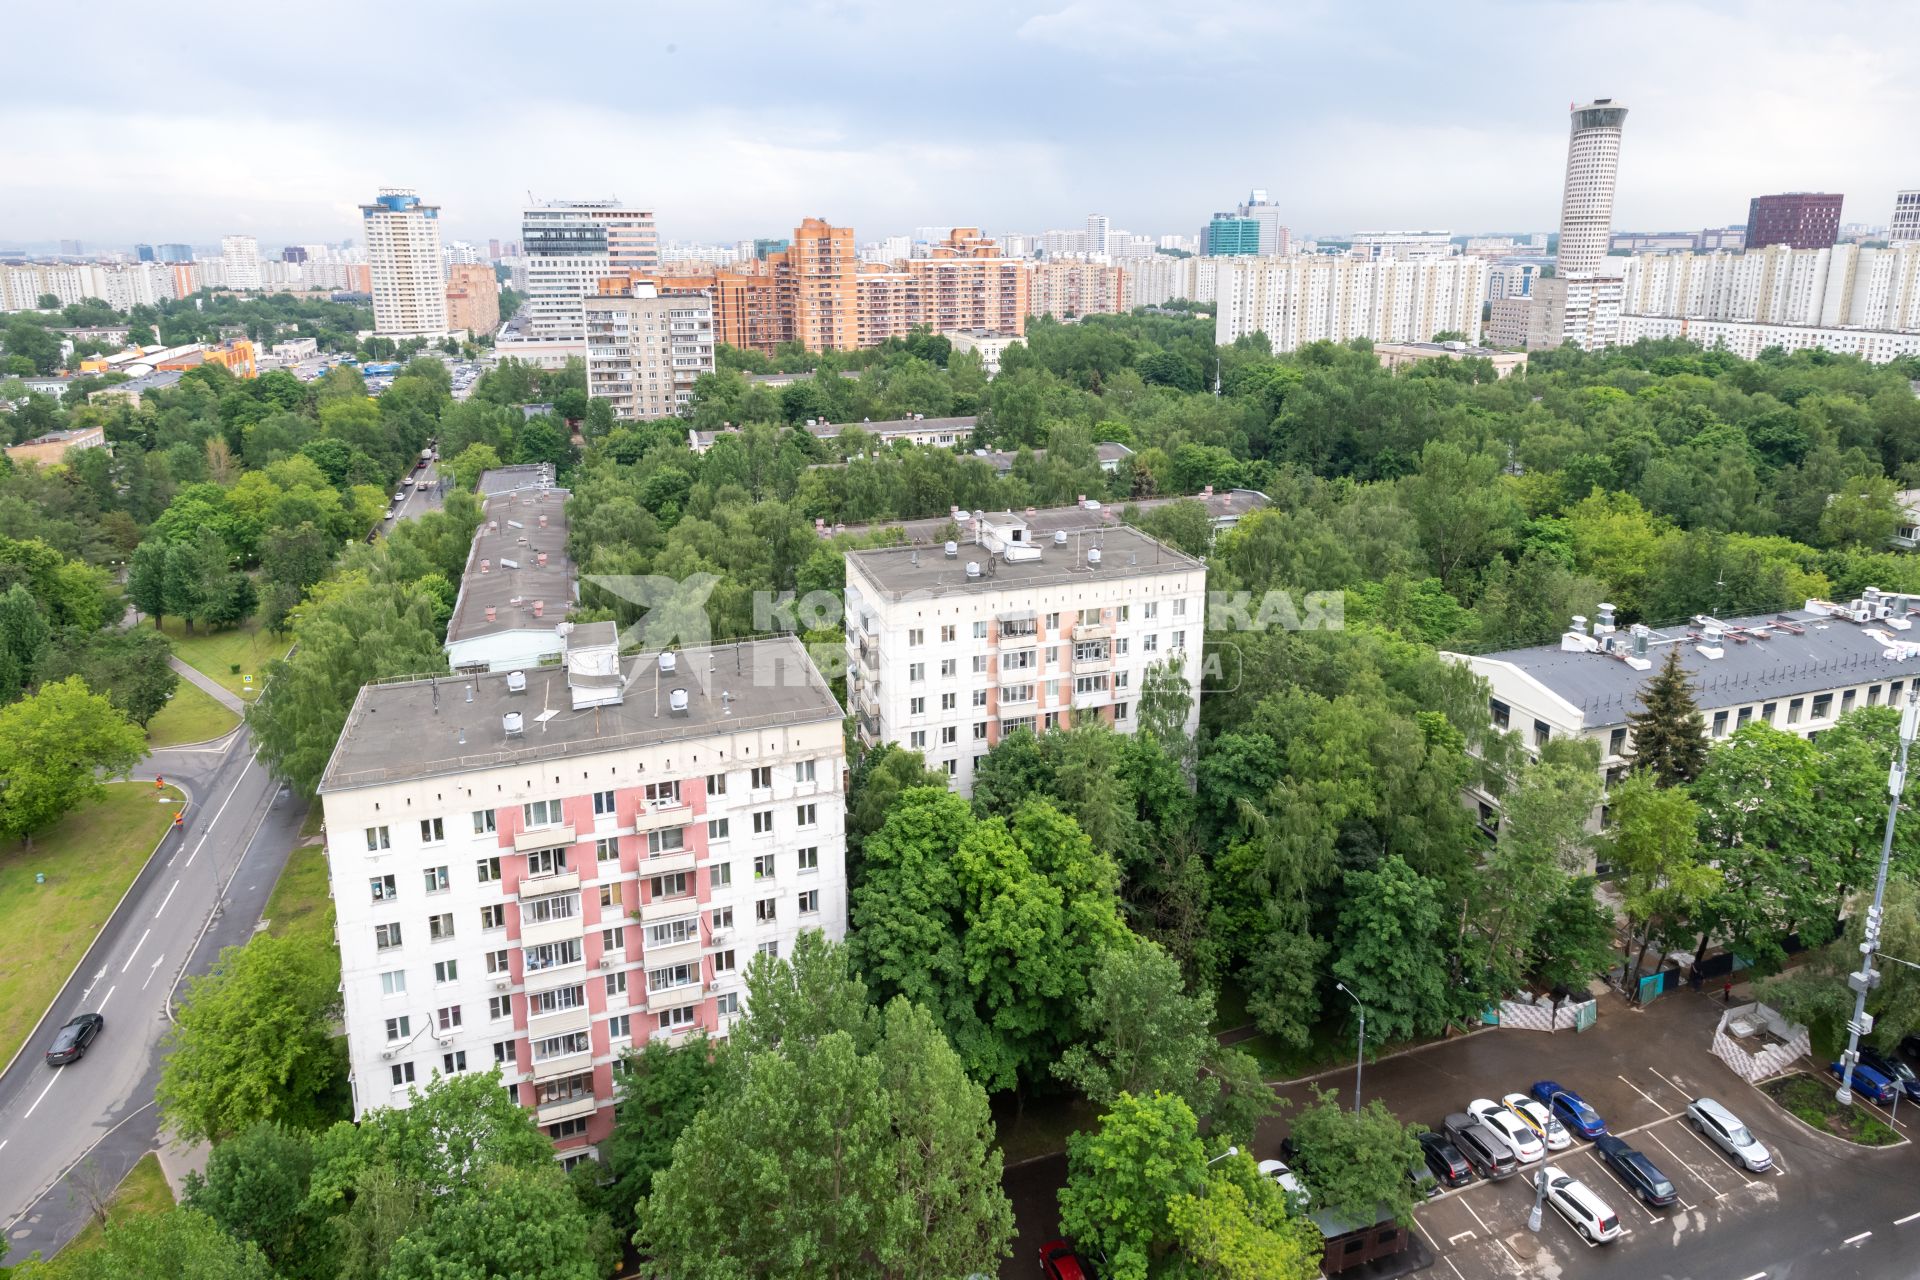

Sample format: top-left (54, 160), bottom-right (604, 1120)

top-left (2, 0), bottom-right (1914, 251)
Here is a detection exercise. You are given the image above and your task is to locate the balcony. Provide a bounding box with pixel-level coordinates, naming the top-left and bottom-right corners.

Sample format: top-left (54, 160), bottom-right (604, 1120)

top-left (1072, 619), bottom-right (1112, 641)
top-left (514, 868), bottom-right (579, 897)
top-left (856, 630), bottom-right (878, 665)
top-left (640, 892), bottom-right (700, 922)
top-left (644, 935), bottom-right (702, 966)
top-left (529, 1049), bottom-right (592, 1082)
top-left (646, 981), bottom-right (707, 1013)
top-left (642, 847), bottom-right (697, 875)
top-left (525, 1003), bottom-right (592, 1038)
top-left (633, 798), bottom-right (691, 834)
top-left (522, 957), bottom-right (586, 995)
top-left (535, 1093), bottom-right (600, 1126)
top-left (1072, 650), bottom-right (1113, 674)
top-left (515, 825), bottom-right (575, 853)
top-left (520, 911), bottom-right (584, 949)
top-left (857, 711), bottom-right (883, 742)
top-left (997, 662), bottom-right (1039, 684)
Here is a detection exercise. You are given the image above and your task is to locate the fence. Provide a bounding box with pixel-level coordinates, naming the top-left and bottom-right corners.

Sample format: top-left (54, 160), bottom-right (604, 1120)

top-left (1496, 994), bottom-right (1598, 1033)
top-left (1710, 1001), bottom-right (1811, 1083)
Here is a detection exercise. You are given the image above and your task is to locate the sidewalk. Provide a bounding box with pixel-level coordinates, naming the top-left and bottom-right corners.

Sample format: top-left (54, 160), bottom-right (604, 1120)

top-left (169, 656), bottom-right (247, 715)
top-left (153, 1136), bottom-right (210, 1198)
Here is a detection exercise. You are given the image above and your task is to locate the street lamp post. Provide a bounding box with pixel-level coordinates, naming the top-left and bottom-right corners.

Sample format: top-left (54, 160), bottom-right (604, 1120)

top-left (1528, 1165), bottom-right (1550, 1232)
top-left (1205, 1145), bottom-right (1240, 1168)
top-left (1837, 688), bottom-right (1920, 1107)
top-left (1335, 981), bottom-right (1366, 1113)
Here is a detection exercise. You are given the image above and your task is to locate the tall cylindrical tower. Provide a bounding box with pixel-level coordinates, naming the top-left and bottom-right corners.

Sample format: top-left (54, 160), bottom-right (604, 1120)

top-left (1556, 100), bottom-right (1628, 275)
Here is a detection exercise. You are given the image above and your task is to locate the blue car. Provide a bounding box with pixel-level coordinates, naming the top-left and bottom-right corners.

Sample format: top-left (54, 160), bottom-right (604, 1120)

top-left (1829, 1059), bottom-right (1898, 1105)
top-left (1531, 1080), bottom-right (1607, 1139)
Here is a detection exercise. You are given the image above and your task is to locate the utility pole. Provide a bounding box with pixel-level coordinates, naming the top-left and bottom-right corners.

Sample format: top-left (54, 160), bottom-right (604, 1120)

top-left (1837, 688), bottom-right (1920, 1106)
top-left (1336, 981), bottom-right (1366, 1112)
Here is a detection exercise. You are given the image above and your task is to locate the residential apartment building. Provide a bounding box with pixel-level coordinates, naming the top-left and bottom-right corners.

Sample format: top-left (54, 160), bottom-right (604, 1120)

top-left (1555, 100), bottom-right (1629, 275)
top-left (445, 487), bottom-right (576, 673)
top-left (1893, 190), bottom-right (1920, 245)
top-left (1619, 243), bottom-right (1920, 332)
top-left (783, 217), bottom-right (860, 352)
top-left (221, 235), bottom-right (262, 291)
top-left (1027, 259), bottom-right (1128, 320)
top-left (444, 264), bottom-right (500, 336)
top-left (1348, 231), bottom-right (1455, 261)
top-left (1485, 261), bottom-right (1539, 302)
top-left (318, 628), bottom-right (848, 1159)
top-left (1614, 314), bottom-right (1920, 364)
top-left (583, 282), bottom-right (715, 420)
top-left (1486, 296), bottom-right (1534, 348)
top-left (362, 189), bottom-right (449, 338)
top-left (0, 262), bottom-right (181, 312)
top-left (1126, 255), bottom-right (1223, 308)
top-left (1745, 192), bottom-right (1844, 250)
top-left (945, 329), bottom-right (1022, 377)
top-left (521, 200), bottom-right (660, 341)
top-left (1524, 271), bottom-right (1624, 351)
top-left (1215, 255), bottom-right (1486, 353)
top-left (844, 515), bottom-right (1206, 796)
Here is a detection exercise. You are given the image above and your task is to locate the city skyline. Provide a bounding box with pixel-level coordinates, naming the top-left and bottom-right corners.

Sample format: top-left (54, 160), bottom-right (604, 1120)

top-left (2, 1), bottom-right (1913, 248)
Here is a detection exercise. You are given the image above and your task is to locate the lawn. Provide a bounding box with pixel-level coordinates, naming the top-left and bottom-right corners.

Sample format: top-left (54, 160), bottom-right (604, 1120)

top-left (1764, 1072), bottom-right (1902, 1145)
top-left (145, 677), bottom-right (240, 748)
top-left (153, 616), bottom-right (288, 701)
top-left (59, 1152), bottom-right (175, 1258)
top-left (0, 782), bottom-right (181, 1069)
top-left (263, 838), bottom-right (333, 948)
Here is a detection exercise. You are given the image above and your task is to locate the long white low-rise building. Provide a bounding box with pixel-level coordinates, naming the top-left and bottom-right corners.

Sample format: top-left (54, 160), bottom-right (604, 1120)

top-left (1615, 314), bottom-right (1920, 364)
top-left (318, 628), bottom-right (847, 1165)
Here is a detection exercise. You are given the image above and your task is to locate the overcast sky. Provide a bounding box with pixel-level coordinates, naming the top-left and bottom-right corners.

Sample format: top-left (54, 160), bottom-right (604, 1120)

top-left (3, 0), bottom-right (1913, 251)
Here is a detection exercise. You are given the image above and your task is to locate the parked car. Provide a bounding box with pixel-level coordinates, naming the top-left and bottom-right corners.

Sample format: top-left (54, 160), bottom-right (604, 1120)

top-left (45, 1013), bottom-right (103, 1066)
top-left (1468, 1098), bottom-right (1544, 1163)
top-left (1531, 1080), bottom-right (1607, 1139)
top-left (1407, 1154), bottom-right (1441, 1200)
top-left (1257, 1158), bottom-right (1312, 1209)
top-left (1593, 1135), bottom-right (1677, 1207)
top-left (393, 489), bottom-right (408, 503)
top-left (1828, 1058), bottom-right (1899, 1105)
top-left (1037, 1240), bottom-right (1087, 1280)
top-left (1417, 1132), bottom-right (1474, 1188)
top-left (1503, 1092), bottom-right (1573, 1151)
top-left (1544, 1170), bottom-right (1622, 1243)
top-left (1443, 1112), bottom-right (1518, 1180)
top-left (1857, 1048), bottom-right (1920, 1102)
top-left (1686, 1097), bottom-right (1772, 1171)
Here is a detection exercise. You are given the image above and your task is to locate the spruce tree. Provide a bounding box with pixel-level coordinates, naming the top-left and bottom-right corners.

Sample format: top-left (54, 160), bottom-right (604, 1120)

top-left (1626, 647), bottom-right (1709, 786)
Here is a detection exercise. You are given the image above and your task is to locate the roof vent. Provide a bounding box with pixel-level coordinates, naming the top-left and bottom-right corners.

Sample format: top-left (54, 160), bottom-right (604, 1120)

top-left (669, 688), bottom-right (690, 716)
top-left (659, 651), bottom-right (677, 674)
top-left (506, 670), bottom-right (527, 693)
top-left (966, 561), bottom-right (981, 579)
top-left (485, 605), bottom-right (497, 622)
top-left (944, 540), bottom-right (958, 558)
top-left (1053, 530), bottom-right (1068, 546)
top-left (533, 600), bottom-right (544, 618)
top-left (503, 711), bottom-right (524, 736)
top-left (1087, 548), bottom-right (1102, 567)
top-left (500, 557), bottom-right (520, 569)
top-left (480, 559), bottom-right (491, 573)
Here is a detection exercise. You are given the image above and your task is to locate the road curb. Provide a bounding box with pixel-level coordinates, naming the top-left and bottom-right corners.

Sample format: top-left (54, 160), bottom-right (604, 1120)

top-left (1265, 1023), bottom-right (1494, 1089)
top-left (1746, 1069), bottom-right (1913, 1152)
top-left (164, 749), bottom-right (279, 1023)
top-left (150, 724), bottom-right (243, 753)
top-left (0, 783), bottom-right (187, 1085)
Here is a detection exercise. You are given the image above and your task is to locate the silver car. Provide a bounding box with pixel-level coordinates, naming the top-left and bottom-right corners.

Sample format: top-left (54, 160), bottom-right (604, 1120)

top-left (1687, 1097), bottom-right (1772, 1172)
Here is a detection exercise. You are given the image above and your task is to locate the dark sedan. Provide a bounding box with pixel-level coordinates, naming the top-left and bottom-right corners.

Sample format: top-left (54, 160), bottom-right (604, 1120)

top-left (45, 1012), bottom-right (104, 1066)
top-left (1593, 1134), bottom-right (1677, 1207)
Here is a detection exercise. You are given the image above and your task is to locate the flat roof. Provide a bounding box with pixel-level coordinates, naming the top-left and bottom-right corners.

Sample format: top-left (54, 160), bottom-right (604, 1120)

top-left (1470, 605), bottom-right (1920, 727)
top-left (847, 523), bottom-right (1201, 601)
top-left (445, 489), bottom-right (575, 646)
top-left (321, 634), bottom-right (841, 792)
top-left (806, 415), bottom-right (976, 440)
top-left (476, 464), bottom-right (557, 496)
top-left (827, 490), bottom-right (1269, 543)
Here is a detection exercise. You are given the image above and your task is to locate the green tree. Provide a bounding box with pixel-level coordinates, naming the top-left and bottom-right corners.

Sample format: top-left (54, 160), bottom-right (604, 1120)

top-left (182, 1121), bottom-right (330, 1280)
top-left (1608, 775), bottom-right (1722, 996)
top-left (1058, 1091), bottom-right (1208, 1280)
top-left (1530, 876), bottom-right (1617, 993)
top-left (12, 1209), bottom-right (274, 1280)
top-left (308, 1069), bottom-right (553, 1206)
top-left (0, 582), bottom-right (51, 698)
top-left (1166, 1164), bottom-right (1322, 1280)
top-left (1331, 854), bottom-right (1455, 1042)
top-left (1625, 647), bottom-right (1709, 786)
top-left (156, 932), bottom-right (345, 1142)
top-left (602, 1036), bottom-right (723, 1233)
top-left (445, 442), bottom-right (502, 492)
top-left (1285, 1088), bottom-right (1425, 1228)
top-left (383, 1163), bottom-right (606, 1280)
top-left (0, 677), bottom-right (146, 843)
top-left (34, 627), bottom-right (178, 728)
top-left (843, 742), bottom-right (946, 875)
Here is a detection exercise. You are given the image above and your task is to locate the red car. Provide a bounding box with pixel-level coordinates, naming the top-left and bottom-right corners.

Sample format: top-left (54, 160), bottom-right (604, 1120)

top-left (1038, 1239), bottom-right (1088, 1280)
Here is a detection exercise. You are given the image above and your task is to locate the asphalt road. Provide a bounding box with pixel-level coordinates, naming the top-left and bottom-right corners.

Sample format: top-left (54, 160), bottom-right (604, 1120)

top-left (0, 727), bottom-right (306, 1264)
top-left (383, 457), bottom-right (445, 531)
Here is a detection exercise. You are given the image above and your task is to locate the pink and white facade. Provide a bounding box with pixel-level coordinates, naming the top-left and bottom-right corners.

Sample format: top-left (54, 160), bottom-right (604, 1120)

top-left (318, 631), bottom-right (845, 1164)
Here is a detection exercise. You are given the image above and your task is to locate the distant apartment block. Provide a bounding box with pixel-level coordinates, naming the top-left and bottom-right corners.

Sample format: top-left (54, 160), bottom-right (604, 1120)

top-left (0, 262), bottom-right (181, 312)
top-left (445, 264), bottom-right (501, 337)
top-left (1375, 341), bottom-right (1526, 378)
top-left (1745, 193), bottom-right (1844, 250)
top-left (319, 628), bottom-right (847, 1160)
top-left (362, 189), bottom-right (450, 338)
top-left (520, 200), bottom-right (660, 341)
top-left (1485, 261), bottom-right (1540, 302)
top-left (221, 235), bottom-right (263, 291)
top-left (1215, 255), bottom-right (1486, 353)
top-left (1525, 272), bottom-right (1624, 352)
top-left (1615, 315), bottom-right (1920, 363)
top-left (1893, 191), bottom-right (1920, 245)
top-left (1026, 260), bottom-right (1128, 320)
top-left (844, 515), bottom-right (1206, 796)
top-left (583, 283), bottom-right (715, 420)
top-left (1126, 255), bottom-right (1224, 308)
top-left (1486, 296), bottom-right (1534, 349)
top-left (944, 329), bottom-right (1022, 376)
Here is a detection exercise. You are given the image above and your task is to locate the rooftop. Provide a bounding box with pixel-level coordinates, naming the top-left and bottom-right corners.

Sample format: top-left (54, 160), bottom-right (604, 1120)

top-left (319, 635), bottom-right (842, 792)
top-left (1469, 597), bottom-right (1920, 727)
top-left (805, 414), bottom-right (976, 441)
top-left (444, 488), bottom-right (576, 647)
top-left (847, 521), bottom-right (1201, 601)
top-left (827, 489), bottom-right (1270, 543)
top-left (476, 464), bottom-right (557, 496)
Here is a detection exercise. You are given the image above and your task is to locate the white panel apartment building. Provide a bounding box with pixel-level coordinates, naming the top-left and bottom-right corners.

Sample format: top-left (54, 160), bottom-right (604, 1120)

top-left (1215, 255), bottom-right (1487, 353)
top-left (1128, 255), bottom-right (1223, 308)
top-left (361, 189), bottom-right (450, 338)
top-left (521, 199), bottom-right (660, 341)
top-left (582, 284), bottom-right (716, 420)
top-left (0, 262), bottom-right (181, 312)
top-left (318, 630), bottom-right (847, 1161)
top-left (1619, 243), bottom-right (1920, 332)
top-left (845, 516), bottom-right (1206, 796)
top-left (220, 235), bottom-right (263, 291)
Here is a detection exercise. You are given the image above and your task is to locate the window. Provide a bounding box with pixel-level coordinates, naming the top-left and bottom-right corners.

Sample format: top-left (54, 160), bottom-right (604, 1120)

top-left (1895, 681), bottom-right (1907, 705)
top-left (1762, 701), bottom-right (1778, 723)
top-left (426, 913), bottom-right (454, 941)
top-left (593, 789), bottom-right (616, 816)
top-left (648, 826), bottom-right (686, 855)
top-left (753, 853), bottom-right (776, 881)
top-left (1142, 602), bottom-right (1158, 620)
top-left (750, 766), bottom-right (772, 790)
top-left (1115, 636), bottom-right (1129, 656)
top-left (391, 1062), bottom-right (415, 1087)
top-left (609, 1013), bottom-right (631, 1040)
top-left (646, 915), bottom-right (701, 947)
top-left (942, 692), bottom-right (957, 710)
top-left (795, 759), bottom-right (816, 784)
top-left (548, 1117), bottom-right (590, 1140)
top-left (941, 624), bottom-right (957, 642)
top-left (493, 1038), bottom-right (515, 1064)
top-left (712, 949), bottom-right (736, 975)
top-left (1608, 727), bottom-right (1627, 756)
top-left (757, 940), bottom-right (780, 959)
top-left (755, 897), bottom-right (777, 924)
top-left (1004, 684), bottom-right (1033, 704)
top-left (972, 655), bottom-right (989, 675)
top-left (381, 969), bottom-right (406, 995)
top-left (909, 662), bottom-right (925, 682)
top-left (1075, 675), bottom-right (1108, 695)
top-left (710, 862), bottom-right (732, 889)
top-left (522, 799), bottom-right (562, 829)
top-left (910, 697), bottom-right (926, 716)
top-left (479, 904), bottom-right (505, 930)
top-left (717, 992), bottom-right (741, 1017)
top-left (476, 856), bottom-right (501, 883)
top-left (1173, 597), bottom-right (1187, 617)
top-left (1712, 710), bottom-right (1728, 737)
top-left (436, 1005), bottom-right (463, 1032)
top-left (711, 905), bottom-right (734, 932)
top-left (529, 986), bottom-right (586, 1016)
top-left (798, 889), bottom-right (820, 915)
top-left (796, 803), bottom-right (816, 827)
top-left (472, 808), bottom-right (496, 835)
top-left (602, 925), bottom-right (625, 952)
top-left (648, 871), bottom-right (693, 900)
top-left (1533, 720), bottom-right (1551, 749)
top-left (943, 759), bottom-right (957, 776)
top-left (1812, 693), bottom-right (1833, 720)
top-left (659, 1005), bottom-right (697, 1031)
top-left (940, 659), bottom-right (957, 678)
top-left (706, 772), bottom-right (727, 796)
top-left (1787, 697), bottom-right (1804, 725)
top-left (386, 1015), bottom-right (411, 1042)
top-left (1142, 634), bottom-right (1158, 653)
top-left (376, 922), bottom-right (404, 951)
top-left (422, 865), bottom-right (449, 894)
top-left (370, 874), bottom-right (397, 902)
top-left (752, 810), bottom-right (773, 835)
top-left (434, 959), bottom-right (458, 983)
top-left (648, 962), bottom-right (698, 993)
top-left (797, 846), bottom-right (819, 874)
top-left (1045, 612), bottom-right (1060, 629)
top-left (908, 628), bottom-right (924, 646)
top-left (644, 780), bottom-right (681, 805)
top-left (420, 817), bottom-right (444, 844)
top-left (974, 721), bottom-right (989, 740)
top-left (940, 725), bottom-right (957, 744)
top-left (533, 1030), bottom-right (591, 1060)
top-left (1870, 685), bottom-right (1884, 706)
top-left (1171, 630), bottom-right (1186, 651)
top-left (1003, 649), bottom-right (1035, 671)
top-left (366, 825), bottom-right (391, 852)
top-left (596, 837), bottom-right (620, 864)
top-left (972, 689), bottom-right (989, 707)
top-left (909, 730), bottom-right (927, 749)
top-left (1843, 689), bottom-right (1857, 715)
top-left (1113, 671), bottom-right (1129, 690)
top-left (973, 621), bottom-right (988, 639)
top-left (525, 847), bottom-right (568, 877)
top-left (707, 817), bottom-right (730, 842)
top-left (605, 970), bottom-right (628, 997)
top-left (485, 949), bottom-right (510, 975)
top-left (1114, 702), bottom-right (1129, 720)
top-left (599, 883), bottom-right (619, 909)
top-left (1736, 705), bottom-right (1753, 729)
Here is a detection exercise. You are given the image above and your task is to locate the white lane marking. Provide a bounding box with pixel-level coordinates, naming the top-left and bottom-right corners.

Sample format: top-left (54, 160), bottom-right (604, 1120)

top-left (182, 763), bottom-right (254, 868)
top-left (1896, 1211), bottom-right (1920, 1226)
top-left (1738, 1273), bottom-right (1766, 1280)
top-left (0, 1139), bottom-right (8, 1154)
top-left (141, 953), bottom-right (165, 990)
top-left (1648, 1127), bottom-right (1736, 1200)
top-left (1448, 1230), bottom-right (1476, 1245)
top-left (22, 1074), bottom-right (59, 1120)
top-left (1459, 1196), bottom-right (1492, 1235)
top-left (1647, 1067), bottom-right (1687, 1096)
top-left (1618, 1072), bottom-right (1665, 1110)
top-left (1845, 1231), bottom-right (1873, 1246)
top-left (1671, 1114), bottom-right (1753, 1189)
top-left (1443, 1259), bottom-right (1468, 1280)
top-left (94, 985), bottom-right (116, 1014)
top-left (156, 879), bottom-right (180, 916)
top-left (120, 927), bottom-right (151, 972)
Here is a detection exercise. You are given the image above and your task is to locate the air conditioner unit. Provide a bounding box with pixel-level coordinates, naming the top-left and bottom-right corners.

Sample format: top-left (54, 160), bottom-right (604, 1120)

top-left (709, 930), bottom-right (729, 945)
top-left (493, 979), bottom-right (510, 991)
top-left (436, 1034), bottom-right (454, 1046)
top-left (598, 957), bottom-right (613, 969)
top-left (380, 1048), bottom-right (396, 1059)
